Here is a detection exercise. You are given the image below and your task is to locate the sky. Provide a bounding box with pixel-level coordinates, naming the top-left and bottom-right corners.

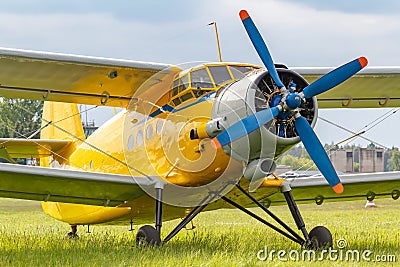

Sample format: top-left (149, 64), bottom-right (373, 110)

top-left (0, 0), bottom-right (399, 147)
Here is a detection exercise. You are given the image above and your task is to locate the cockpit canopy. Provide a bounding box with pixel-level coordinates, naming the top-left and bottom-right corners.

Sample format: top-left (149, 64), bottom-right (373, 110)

top-left (170, 63), bottom-right (260, 106)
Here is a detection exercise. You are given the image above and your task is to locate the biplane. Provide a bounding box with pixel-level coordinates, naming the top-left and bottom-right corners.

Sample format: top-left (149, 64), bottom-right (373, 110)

top-left (0, 10), bottom-right (398, 247)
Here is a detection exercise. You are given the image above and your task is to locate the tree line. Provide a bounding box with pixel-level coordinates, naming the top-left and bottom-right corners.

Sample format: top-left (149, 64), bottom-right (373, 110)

top-left (0, 98), bottom-right (43, 139)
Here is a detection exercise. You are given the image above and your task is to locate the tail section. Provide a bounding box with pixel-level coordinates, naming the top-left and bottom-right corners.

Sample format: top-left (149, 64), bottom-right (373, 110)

top-left (41, 101), bottom-right (85, 140)
top-left (40, 101), bottom-right (85, 166)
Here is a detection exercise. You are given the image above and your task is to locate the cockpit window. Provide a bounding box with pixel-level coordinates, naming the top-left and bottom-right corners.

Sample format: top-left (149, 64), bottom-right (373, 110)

top-left (229, 65), bottom-right (253, 79)
top-left (170, 64), bottom-right (258, 107)
top-left (190, 68), bottom-right (214, 88)
top-left (179, 75), bottom-right (189, 92)
top-left (172, 79), bottom-right (179, 96)
top-left (208, 66), bottom-right (232, 86)
top-left (172, 74), bottom-right (189, 96)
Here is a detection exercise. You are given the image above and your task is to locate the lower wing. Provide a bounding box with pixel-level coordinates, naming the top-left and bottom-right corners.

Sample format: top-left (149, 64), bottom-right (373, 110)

top-left (0, 162), bottom-right (158, 206)
top-left (0, 160), bottom-right (398, 208)
top-left (257, 172), bottom-right (400, 206)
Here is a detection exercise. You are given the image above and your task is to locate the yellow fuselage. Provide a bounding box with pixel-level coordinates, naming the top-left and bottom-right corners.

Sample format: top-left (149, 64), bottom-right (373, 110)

top-left (42, 97), bottom-right (234, 225)
top-left (41, 62), bottom-right (277, 226)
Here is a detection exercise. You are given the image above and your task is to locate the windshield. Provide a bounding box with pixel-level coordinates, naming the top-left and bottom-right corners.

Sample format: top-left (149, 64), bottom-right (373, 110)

top-left (208, 66), bottom-right (232, 86)
top-left (190, 68), bottom-right (214, 88)
top-left (229, 65), bottom-right (253, 79)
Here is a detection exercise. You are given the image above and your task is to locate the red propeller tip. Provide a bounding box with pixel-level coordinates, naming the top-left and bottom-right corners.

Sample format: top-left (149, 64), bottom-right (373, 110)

top-left (211, 138), bottom-right (222, 149)
top-left (239, 10), bottom-right (250, 20)
top-left (332, 183), bottom-right (344, 194)
top-left (358, 57), bottom-right (368, 68)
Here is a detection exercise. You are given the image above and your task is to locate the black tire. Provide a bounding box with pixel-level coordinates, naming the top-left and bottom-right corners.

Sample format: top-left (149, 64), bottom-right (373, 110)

top-left (308, 226), bottom-right (332, 249)
top-left (65, 231), bottom-right (79, 239)
top-left (136, 225), bottom-right (161, 246)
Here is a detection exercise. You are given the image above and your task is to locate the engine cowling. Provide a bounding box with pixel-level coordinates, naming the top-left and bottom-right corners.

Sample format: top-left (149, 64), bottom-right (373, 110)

top-left (212, 67), bottom-right (318, 163)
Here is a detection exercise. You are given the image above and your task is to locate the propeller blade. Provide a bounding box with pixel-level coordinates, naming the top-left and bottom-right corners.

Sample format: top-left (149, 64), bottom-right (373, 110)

top-left (239, 10), bottom-right (285, 89)
top-left (302, 57), bottom-right (368, 99)
top-left (294, 116), bottom-right (343, 194)
top-left (212, 106), bottom-right (280, 148)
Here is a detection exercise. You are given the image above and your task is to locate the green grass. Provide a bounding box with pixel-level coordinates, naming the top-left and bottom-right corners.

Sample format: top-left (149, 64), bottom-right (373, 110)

top-left (0, 198), bottom-right (398, 266)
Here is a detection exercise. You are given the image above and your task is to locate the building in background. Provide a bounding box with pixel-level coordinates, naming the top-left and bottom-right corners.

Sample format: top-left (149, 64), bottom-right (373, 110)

top-left (82, 120), bottom-right (98, 138)
top-left (329, 147), bottom-right (384, 173)
top-left (329, 149), bottom-right (354, 173)
top-left (359, 147), bottom-right (384, 173)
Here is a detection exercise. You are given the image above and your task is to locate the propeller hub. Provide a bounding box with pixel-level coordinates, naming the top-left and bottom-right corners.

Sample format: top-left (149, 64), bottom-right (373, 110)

top-left (285, 93), bottom-right (302, 109)
top-left (270, 94), bottom-right (282, 107)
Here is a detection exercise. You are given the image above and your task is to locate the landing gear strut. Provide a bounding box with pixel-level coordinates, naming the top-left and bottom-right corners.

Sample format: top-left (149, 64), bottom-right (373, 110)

top-left (135, 182), bottom-right (227, 246)
top-left (135, 181), bottom-right (332, 249)
top-left (136, 182), bottom-right (164, 246)
top-left (228, 182), bottom-right (332, 248)
top-left (281, 182), bottom-right (310, 244)
top-left (281, 182), bottom-right (332, 248)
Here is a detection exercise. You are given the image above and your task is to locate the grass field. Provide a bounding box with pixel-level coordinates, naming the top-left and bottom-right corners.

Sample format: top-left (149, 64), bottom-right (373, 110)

top-left (0, 198), bottom-right (398, 266)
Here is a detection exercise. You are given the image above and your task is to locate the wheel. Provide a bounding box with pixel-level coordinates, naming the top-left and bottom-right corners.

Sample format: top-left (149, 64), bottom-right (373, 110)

top-left (65, 231), bottom-right (79, 239)
top-left (136, 225), bottom-right (161, 246)
top-left (65, 225), bottom-right (79, 239)
top-left (308, 226), bottom-right (332, 249)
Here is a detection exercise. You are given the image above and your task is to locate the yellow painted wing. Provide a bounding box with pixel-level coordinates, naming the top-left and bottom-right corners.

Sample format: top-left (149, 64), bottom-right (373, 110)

top-left (256, 172), bottom-right (400, 206)
top-left (293, 67), bottom-right (400, 108)
top-left (0, 138), bottom-right (71, 161)
top-left (0, 47), bottom-right (181, 107)
top-left (0, 162), bottom-right (156, 206)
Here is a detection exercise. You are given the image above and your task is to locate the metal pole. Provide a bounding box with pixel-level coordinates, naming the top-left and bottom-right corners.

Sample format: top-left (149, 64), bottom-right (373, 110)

top-left (209, 22), bottom-right (223, 62)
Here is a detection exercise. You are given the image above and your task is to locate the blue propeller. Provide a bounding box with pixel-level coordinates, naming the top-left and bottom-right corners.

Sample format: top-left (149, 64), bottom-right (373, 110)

top-left (212, 106), bottom-right (280, 148)
top-left (302, 57), bottom-right (368, 99)
top-left (212, 10), bottom-right (369, 194)
top-left (294, 116), bottom-right (343, 193)
top-left (239, 10), bottom-right (285, 89)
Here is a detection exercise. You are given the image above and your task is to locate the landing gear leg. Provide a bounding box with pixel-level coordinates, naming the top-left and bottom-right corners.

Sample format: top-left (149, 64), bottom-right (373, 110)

top-left (155, 185), bottom-right (163, 234)
top-left (281, 182), bottom-right (332, 248)
top-left (162, 185), bottom-right (229, 244)
top-left (66, 225), bottom-right (79, 238)
top-left (136, 183), bottom-right (163, 246)
top-left (281, 182), bottom-right (309, 241)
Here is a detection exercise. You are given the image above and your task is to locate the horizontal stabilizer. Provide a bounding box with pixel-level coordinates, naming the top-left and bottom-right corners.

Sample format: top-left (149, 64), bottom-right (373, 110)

top-left (0, 138), bottom-right (71, 159)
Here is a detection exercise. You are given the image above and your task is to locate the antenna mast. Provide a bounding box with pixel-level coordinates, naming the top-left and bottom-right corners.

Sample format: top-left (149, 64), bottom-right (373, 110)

top-left (208, 21), bottom-right (223, 62)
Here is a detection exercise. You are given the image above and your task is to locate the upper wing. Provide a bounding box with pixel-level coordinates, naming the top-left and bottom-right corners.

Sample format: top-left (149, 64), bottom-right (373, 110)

top-left (258, 172), bottom-right (400, 205)
top-left (0, 47), bottom-right (181, 107)
top-left (293, 67), bottom-right (400, 108)
top-left (0, 162), bottom-right (158, 206)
